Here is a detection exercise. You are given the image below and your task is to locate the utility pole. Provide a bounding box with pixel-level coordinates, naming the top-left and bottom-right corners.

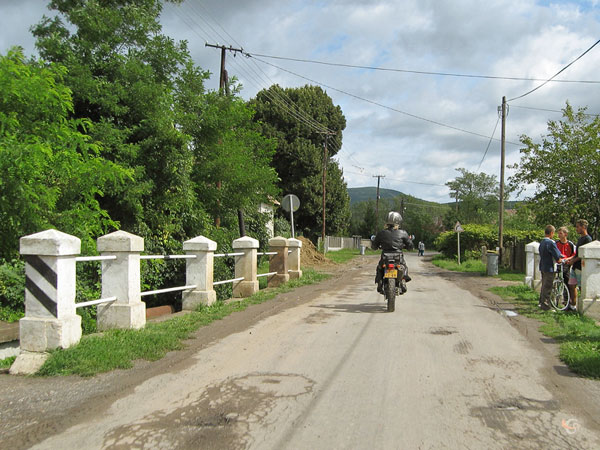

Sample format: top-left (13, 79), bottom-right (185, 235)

top-left (498, 96), bottom-right (507, 262)
top-left (400, 197), bottom-right (405, 227)
top-left (373, 175), bottom-right (385, 232)
top-left (206, 43), bottom-right (244, 233)
top-left (320, 132), bottom-right (336, 244)
top-left (205, 43), bottom-right (244, 93)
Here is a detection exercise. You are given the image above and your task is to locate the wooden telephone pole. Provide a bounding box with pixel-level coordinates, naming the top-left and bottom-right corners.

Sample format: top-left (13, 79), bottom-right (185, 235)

top-left (373, 175), bottom-right (385, 232)
top-left (321, 132), bottom-right (336, 244)
top-left (206, 43), bottom-right (245, 234)
top-left (498, 96), bottom-right (507, 261)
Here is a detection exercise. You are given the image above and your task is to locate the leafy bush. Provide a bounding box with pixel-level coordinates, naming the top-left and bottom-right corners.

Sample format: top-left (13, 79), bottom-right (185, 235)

top-left (0, 259), bottom-right (25, 312)
top-left (434, 224), bottom-right (542, 259)
top-left (274, 216), bottom-right (292, 238)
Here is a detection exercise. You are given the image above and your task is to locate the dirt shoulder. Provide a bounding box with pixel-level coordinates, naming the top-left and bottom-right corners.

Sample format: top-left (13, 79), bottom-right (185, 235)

top-left (420, 255), bottom-right (600, 434)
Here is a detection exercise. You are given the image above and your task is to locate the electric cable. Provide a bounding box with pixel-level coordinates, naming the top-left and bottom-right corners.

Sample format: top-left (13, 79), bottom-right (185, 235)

top-left (249, 52), bottom-right (600, 84)
top-left (248, 54), bottom-right (522, 146)
top-left (509, 104), bottom-right (600, 117)
top-left (477, 115), bottom-right (501, 171)
top-left (507, 38), bottom-right (600, 102)
top-left (168, 3), bottom-right (339, 139)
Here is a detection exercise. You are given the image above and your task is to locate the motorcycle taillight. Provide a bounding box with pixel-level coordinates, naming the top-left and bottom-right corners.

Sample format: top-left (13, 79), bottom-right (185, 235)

top-left (388, 263), bottom-right (395, 269)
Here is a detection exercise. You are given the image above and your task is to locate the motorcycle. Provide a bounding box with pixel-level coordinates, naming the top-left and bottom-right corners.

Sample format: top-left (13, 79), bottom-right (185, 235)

top-left (380, 252), bottom-right (407, 312)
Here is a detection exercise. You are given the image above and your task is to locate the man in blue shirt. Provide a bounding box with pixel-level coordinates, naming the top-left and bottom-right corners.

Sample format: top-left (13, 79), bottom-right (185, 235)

top-left (538, 225), bottom-right (564, 310)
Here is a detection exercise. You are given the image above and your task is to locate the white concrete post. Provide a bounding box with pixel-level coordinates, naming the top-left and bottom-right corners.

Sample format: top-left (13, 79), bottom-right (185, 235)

top-left (580, 240), bottom-right (600, 313)
top-left (232, 236), bottom-right (259, 298)
top-left (182, 236), bottom-right (217, 309)
top-left (288, 238), bottom-right (303, 280)
top-left (97, 230), bottom-right (146, 330)
top-left (17, 229), bottom-right (82, 353)
top-left (268, 236), bottom-right (290, 288)
top-left (524, 241), bottom-right (539, 289)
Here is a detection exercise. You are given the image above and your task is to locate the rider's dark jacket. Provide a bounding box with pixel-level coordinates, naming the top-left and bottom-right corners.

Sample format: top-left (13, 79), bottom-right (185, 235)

top-left (371, 228), bottom-right (414, 252)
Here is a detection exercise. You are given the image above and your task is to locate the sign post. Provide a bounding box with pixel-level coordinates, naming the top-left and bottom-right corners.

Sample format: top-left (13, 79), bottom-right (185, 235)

top-left (454, 221), bottom-right (464, 265)
top-left (281, 194), bottom-right (300, 238)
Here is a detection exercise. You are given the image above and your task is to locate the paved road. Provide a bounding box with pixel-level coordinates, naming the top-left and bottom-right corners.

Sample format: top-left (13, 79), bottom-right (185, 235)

top-left (32, 254), bottom-right (600, 449)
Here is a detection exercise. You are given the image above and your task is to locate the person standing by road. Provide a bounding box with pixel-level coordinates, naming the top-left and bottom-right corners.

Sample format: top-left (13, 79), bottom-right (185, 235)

top-left (538, 225), bottom-right (564, 311)
top-left (418, 241), bottom-right (425, 256)
top-left (556, 226), bottom-right (576, 309)
top-left (564, 219), bottom-right (593, 307)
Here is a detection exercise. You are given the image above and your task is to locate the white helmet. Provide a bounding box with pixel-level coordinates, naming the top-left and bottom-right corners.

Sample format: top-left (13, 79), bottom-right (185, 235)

top-left (385, 211), bottom-right (402, 226)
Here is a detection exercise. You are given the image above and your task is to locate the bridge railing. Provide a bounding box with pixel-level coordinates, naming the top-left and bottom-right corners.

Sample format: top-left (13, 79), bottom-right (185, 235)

top-left (524, 240), bottom-right (600, 314)
top-left (17, 229), bottom-right (303, 355)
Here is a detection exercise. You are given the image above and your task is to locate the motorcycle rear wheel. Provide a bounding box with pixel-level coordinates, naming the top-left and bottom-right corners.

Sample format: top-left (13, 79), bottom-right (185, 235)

top-left (385, 281), bottom-right (396, 312)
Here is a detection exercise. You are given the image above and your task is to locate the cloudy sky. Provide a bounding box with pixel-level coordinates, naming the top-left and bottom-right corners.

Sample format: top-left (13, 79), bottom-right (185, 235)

top-left (1, 0), bottom-right (599, 203)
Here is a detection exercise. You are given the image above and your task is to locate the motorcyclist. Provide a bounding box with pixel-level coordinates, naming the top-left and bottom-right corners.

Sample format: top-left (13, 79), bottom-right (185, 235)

top-left (371, 211), bottom-right (414, 294)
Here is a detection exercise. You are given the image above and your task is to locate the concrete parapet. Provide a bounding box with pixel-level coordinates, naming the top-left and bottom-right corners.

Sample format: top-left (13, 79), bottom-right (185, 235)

top-left (288, 238), bottom-right (303, 280)
top-left (525, 241), bottom-right (540, 290)
top-left (17, 229), bottom-right (82, 355)
top-left (580, 240), bottom-right (600, 312)
top-left (233, 236), bottom-right (259, 298)
top-left (268, 236), bottom-right (290, 288)
top-left (182, 236), bottom-right (217, 309)
top-left (97, 230), bottom-right (146, 331)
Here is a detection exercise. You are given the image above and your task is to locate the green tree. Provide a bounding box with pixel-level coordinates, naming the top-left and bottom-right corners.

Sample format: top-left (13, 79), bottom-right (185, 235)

top-left (509, 103), bottom-right (600, 236)
top-left (174, 74), bottom-right (280, 224)
top-left (445, 168), bottom-right (499, 225)
top-left (0, 48), bottom-right (128, 259)
top-left (250, 84), bottom-right (350, 238)
top-left (32, 0), bottom-right (195, 240)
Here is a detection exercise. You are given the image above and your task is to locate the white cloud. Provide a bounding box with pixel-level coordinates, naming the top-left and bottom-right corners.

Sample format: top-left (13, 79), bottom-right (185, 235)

top-left (1, 0), bottom-right (598, 204)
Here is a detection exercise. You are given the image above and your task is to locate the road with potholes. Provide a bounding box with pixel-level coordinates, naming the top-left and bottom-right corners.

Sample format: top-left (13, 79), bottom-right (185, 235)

top-left (2, 253), bottom-right (600, 449)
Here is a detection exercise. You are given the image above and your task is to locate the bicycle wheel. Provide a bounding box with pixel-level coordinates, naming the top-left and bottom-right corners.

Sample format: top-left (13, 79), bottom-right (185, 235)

top-left (550, 279), bottom-right (569, 311)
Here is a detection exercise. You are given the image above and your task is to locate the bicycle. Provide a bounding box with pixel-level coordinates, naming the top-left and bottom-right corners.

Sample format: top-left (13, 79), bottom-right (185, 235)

top-left (549, 263), bottom-right (571, 311)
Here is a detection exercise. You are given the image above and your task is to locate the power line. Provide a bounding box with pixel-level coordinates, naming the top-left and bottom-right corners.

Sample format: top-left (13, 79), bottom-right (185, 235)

top-left (345, 170), bottom-right (447, 187)
top-left (477, 115), bottom-right (501, 171)
top-left (249, 52), bottom-right (600, 84)
top-left (168, 3), bottom-right (339, 140)
top-left (248, 54), bottom-right (523, 146)
top-left (509, 104), bottom-right (600, 117)
top-left (507, 38), bottom-right (600, 102)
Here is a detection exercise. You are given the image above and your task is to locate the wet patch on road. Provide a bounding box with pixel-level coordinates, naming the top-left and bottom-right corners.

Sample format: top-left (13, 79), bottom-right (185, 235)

top-left (454, 340), bottom-right (473, 355)
top-left (467, 357), bottom-right (523, 371)
top-left (304, 310), bottom-right (338, 324)
top-left (102, 373), bottom-right (315, 450)
top-left (429, 327), bottom-right (458, 335)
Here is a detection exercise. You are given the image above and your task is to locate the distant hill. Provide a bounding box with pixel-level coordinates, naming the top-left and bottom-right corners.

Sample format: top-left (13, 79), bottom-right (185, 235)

top-left (348, 187), bottom-right (404, 205)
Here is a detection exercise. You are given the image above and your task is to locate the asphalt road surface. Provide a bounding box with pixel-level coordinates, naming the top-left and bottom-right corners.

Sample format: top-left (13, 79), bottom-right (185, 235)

top-left (10, 254), bottom-right (600, 449)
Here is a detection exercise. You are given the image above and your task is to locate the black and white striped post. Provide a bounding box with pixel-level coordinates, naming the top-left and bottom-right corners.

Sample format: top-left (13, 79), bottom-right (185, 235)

top-left (17, 230), bottom-right (82, 356)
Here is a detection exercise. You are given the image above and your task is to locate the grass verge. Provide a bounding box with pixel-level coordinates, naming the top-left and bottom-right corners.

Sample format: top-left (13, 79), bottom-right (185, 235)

top-left (431, 255), bottom-right (524, 281)
top-left (325, 247), bottom-right (378, 264)
top-left (431, 255), bottom-right (486, 273)
top-left (0, 356), bottom-right (16, 369)
top-left (36, 269), bottom-right (330, 377)
top-left (490, 284), bottom-right (600, 378)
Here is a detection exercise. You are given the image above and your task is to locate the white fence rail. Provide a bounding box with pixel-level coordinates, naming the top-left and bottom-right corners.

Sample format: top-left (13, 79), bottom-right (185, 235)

top-left (318, 235), bottom-right (362, 252)
top-left (16, 229), bottom-right (304, 357)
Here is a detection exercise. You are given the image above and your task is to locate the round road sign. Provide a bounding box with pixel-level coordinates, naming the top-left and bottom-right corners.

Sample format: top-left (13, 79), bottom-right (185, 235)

top-left (281, 194), bottom-right (300, 212)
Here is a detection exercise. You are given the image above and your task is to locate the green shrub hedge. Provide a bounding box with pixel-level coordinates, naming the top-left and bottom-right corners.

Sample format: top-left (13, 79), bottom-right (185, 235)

top-left (434, 224), bottom-right (543, 259)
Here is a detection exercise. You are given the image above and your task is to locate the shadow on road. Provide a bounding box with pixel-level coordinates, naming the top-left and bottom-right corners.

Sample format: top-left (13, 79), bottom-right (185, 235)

top-left (313, 303), bottom-right (388, 314)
